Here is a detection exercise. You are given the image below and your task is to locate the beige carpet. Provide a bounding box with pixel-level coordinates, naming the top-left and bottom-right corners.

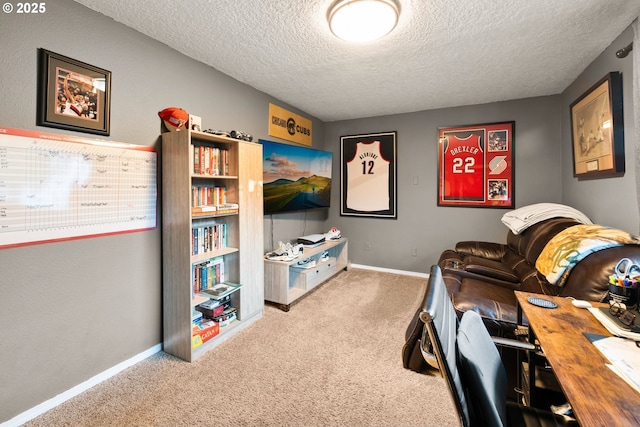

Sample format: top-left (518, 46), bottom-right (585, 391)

top-left (24, 268), bottom-right (458, 427)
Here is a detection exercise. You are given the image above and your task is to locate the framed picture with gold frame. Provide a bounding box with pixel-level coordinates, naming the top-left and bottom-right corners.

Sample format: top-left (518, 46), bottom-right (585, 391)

top-left (570, 72), bottom-right (624, 180)
top-left (37, 49), bottom-right (111, 136)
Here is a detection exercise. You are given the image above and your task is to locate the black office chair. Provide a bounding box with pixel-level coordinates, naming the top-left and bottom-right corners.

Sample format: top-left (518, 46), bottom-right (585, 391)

top-left (419, 264), bottom-right (469, 425)
top-left (420, 265), bottom-right (577, 427)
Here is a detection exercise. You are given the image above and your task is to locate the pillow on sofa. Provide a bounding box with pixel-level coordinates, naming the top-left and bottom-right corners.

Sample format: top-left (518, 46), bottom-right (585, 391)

top-left (501, 203), bottom-right (592, 235)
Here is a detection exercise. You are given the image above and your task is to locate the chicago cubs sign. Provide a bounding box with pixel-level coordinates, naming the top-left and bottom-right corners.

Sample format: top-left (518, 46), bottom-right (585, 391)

top-left (268, 103), bottom-right (312, 146)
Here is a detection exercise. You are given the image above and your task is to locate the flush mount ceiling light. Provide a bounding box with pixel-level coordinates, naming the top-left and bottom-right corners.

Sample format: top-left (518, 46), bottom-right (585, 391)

top-left (328, 0), bottom-right (400, 42)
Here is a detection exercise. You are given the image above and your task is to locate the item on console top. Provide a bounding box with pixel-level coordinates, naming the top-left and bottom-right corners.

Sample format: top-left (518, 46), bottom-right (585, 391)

top-left (265, 241), bottom-right (303, 261)
top-left (324, 227), bottom-right (341, 240)
top-left (298, 234), bottom-right (326, 245)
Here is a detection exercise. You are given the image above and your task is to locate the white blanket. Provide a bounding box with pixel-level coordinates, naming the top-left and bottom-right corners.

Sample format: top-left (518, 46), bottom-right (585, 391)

top-left (501, 203), bottom-right (592, 235)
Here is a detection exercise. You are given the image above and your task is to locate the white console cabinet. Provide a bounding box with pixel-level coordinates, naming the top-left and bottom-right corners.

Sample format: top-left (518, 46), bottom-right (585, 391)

top-left (264, 238), bottom-right (348, 311)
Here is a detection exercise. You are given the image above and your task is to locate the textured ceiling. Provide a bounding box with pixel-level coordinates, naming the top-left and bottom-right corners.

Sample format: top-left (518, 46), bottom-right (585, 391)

top-left (73, 0), bottom-right (640, 122)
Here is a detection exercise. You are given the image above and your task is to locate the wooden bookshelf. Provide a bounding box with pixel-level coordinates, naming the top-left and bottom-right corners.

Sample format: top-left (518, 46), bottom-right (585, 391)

top-left (161, 129), bottom-right (264, 361)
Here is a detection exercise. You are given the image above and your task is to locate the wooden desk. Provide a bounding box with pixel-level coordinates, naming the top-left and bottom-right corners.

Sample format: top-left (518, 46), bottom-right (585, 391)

top-left (515, 291), bottom-right (640, 427)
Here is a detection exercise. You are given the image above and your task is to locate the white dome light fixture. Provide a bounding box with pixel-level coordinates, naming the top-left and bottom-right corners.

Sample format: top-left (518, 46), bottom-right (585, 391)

top-left (328, 0), bottom-right (400, 42)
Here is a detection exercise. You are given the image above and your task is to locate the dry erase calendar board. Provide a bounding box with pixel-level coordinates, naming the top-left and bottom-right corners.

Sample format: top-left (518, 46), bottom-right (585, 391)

top-left (0, 127), bottom-right (157, 249)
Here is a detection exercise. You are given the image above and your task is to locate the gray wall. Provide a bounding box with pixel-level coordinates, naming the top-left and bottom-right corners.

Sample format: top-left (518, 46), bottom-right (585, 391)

top-left (325, 26), bottom-right (638, 273)
top-left (0, 0), bottom-right (324, 422)
top-left (561, 26), bottom-right (638, 233)
top-left (324, 97), bottom-right (564, 272)
top-left (0, 0), bottom-right (636, 423)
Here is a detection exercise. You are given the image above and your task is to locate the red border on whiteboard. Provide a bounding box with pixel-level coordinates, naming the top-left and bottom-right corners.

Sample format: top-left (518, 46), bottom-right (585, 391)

top-left (0, 126), bottom-right (156, 151)
top-left (0, 227), bottom-right (157, 250)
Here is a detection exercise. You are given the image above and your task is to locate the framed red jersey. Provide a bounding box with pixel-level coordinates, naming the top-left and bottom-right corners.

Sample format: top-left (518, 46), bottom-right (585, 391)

top-left (438, 121), bottom-right (515, 208)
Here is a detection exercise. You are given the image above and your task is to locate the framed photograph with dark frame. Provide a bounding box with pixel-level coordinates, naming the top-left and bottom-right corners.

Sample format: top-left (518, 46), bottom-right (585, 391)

top-left (570, 72), bottom-right (624, 180)
top-left (340, 131), bottom-right (397, 218)
top-left (37, 49), bottom-right (111, 136)
top-left (438, 121), bottom-right (515, 208)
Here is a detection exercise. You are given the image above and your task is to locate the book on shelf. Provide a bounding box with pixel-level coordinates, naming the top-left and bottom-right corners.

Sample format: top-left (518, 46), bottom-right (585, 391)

top-left (192, 145), bottom-right (229, 176)
top-left (192, 223), bottom-right (227, 255)
top-left (217, 203), bottom-right (238, 209)
top-left (196, 298), bottom-right (229, 318)
top-left (215, 203), bottom-right (239, 215)
top-left (192, 205), bottom-right (217, 213)
top-left (213, 307), bottom-right (237, 327)
top-left (199, 281), bottom-right (242, 300)
top-left (191, 185), bottom-right (227, 207)
top-left (192, 319), bottom-right (220, 348)
top-left (192, 256), bottom-right (225, 295)
top-left (192, 308), bottom-right (203, 325)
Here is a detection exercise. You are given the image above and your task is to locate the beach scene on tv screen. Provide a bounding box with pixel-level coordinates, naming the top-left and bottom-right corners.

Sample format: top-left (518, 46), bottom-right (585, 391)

top-left (261, 140), bottom-right (332, 214)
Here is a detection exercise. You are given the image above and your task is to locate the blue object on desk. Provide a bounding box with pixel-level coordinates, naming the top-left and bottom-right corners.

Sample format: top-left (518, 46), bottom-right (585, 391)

top-left (527, 297), bottom-right (558, 309)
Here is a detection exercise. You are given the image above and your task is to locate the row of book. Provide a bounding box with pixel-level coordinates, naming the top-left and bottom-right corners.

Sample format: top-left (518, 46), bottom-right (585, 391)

top-left (192, 185), bottom-right (227, 207)
top-left (192, 223), bottom-right (227, 255)
top-left (193, 145), bottom-right (229, 176)
top-left (192, 256), bottom-right (225, 295)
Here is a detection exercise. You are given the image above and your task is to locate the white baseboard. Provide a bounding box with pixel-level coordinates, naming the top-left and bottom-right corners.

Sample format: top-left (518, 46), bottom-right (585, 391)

top-left (1, 344), bottom-right (162, 427)
top-left (349, 263), bottom-right (429, 278)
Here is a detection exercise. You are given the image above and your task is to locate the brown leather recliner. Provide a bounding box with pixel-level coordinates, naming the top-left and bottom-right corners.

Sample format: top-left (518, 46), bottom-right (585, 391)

top-left (436, 217), bottom-right (640, 336)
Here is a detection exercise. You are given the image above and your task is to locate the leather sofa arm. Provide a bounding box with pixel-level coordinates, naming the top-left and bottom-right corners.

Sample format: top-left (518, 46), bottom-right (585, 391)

top-left (455, 241), bottom-right (508, 261)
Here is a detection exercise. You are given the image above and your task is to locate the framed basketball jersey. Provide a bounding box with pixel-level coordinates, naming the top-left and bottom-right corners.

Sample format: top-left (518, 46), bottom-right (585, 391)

top-left (438, 122), bottom-right (515, 208)
top-left (341, 131), bottom-right (397, 218)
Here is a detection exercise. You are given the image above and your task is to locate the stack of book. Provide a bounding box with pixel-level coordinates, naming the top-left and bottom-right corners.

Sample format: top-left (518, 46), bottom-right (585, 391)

top-left (195, 294), bottom-right (236, 327)
top-left (197, 282), bottom-right (242, 327)
top-left (191, 203), bottom-right (239, 217)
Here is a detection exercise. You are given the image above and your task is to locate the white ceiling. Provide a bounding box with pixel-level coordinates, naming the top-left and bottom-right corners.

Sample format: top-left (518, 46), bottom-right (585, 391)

top-left (73, 0), bottom-right (640, 122)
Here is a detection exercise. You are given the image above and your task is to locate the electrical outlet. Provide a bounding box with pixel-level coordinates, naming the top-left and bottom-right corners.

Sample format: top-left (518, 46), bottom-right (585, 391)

top-left (365, 243), bottom-right (372, 251)
top-left (411, 248), bottom-right (417, 257)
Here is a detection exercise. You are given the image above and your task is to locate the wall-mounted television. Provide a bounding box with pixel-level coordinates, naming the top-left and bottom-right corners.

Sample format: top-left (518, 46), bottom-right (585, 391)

top-left (260, 139), bottom-right (333, 215)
